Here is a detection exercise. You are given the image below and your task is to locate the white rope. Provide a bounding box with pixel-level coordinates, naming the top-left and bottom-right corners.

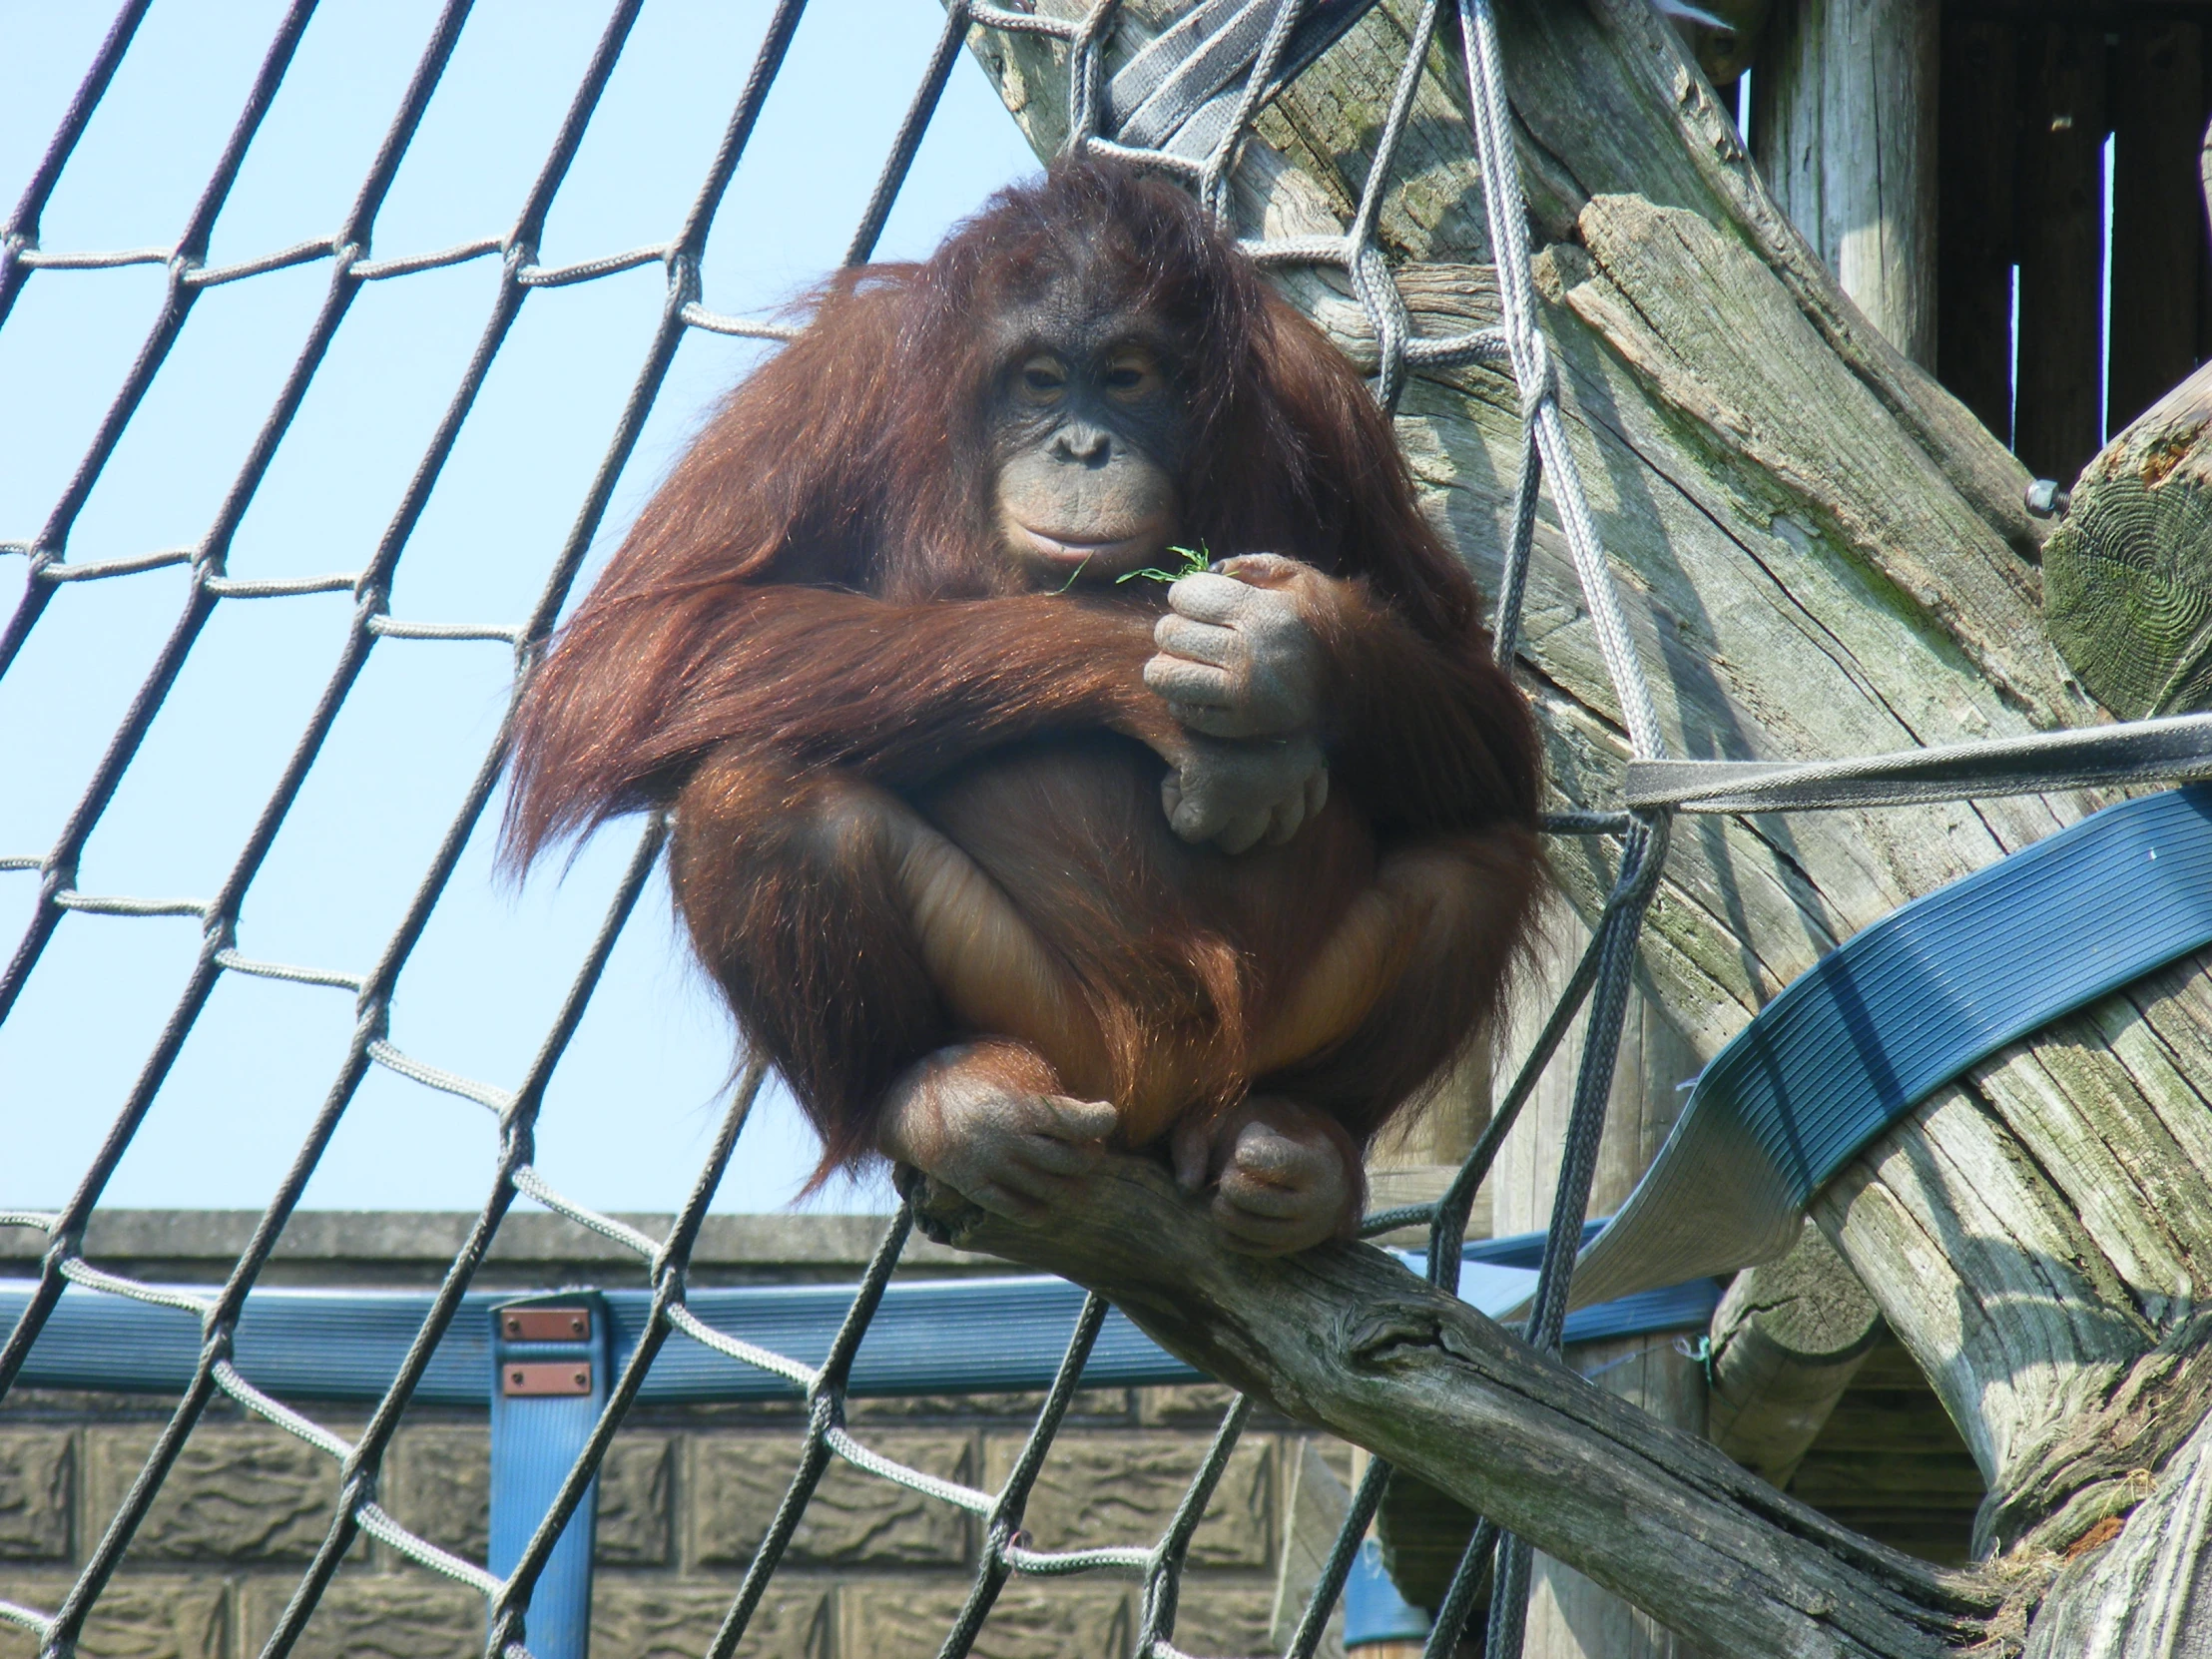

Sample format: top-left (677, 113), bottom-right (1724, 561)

top-left (355, 1502), bottom-right (506, 1597)
top-left (213, 1360), bottom-right (357, 1461)
top-left (826, 1426), bottom-right (997, 1514)
top-left (665, 1302), bottom-right (821, 1390)
top-left (1458, 0), bottom-right (1667, 761)
top-left (509, 1166), bottom-right (663, 1258)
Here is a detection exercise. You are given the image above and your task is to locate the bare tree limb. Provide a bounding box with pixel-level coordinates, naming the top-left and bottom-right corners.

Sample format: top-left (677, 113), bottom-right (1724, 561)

top-left (917, 1160), bottom-right (2009, 1659)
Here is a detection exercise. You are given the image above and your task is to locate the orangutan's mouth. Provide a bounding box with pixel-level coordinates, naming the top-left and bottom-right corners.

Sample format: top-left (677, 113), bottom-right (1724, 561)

top-left (1008, 513), bottom-right (1175, 574)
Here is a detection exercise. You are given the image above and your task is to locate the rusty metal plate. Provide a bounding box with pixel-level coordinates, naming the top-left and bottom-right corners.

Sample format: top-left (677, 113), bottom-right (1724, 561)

top-left (501, 1362), bottom-right (593, 1397)
top-left (502, 1307), bottom-right (592, 1342)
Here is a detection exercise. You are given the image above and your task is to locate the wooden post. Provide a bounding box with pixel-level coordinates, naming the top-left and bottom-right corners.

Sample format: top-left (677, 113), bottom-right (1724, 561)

top-left (1708, 1223), bottom-right (1884, 1488)
top-left (2013, 22), bottom-right (2109, 483)
top-left (2040, 358), bottom-right (2212, 718)
top-left (1752, 0), bottom-right (1939, 368)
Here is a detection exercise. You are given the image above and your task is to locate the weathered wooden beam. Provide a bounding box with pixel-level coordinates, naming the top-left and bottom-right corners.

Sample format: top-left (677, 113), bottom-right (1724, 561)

top-left (1751, 0), bottom-right (1939, 367)
top-left (1501, 0), bottom-right (2042, 555)
top-left (918, 1160), bottom-right (2000, 1659)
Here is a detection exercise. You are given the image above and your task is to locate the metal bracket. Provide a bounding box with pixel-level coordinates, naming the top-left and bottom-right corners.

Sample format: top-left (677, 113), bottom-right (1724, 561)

top-left (490, 1292), bottom-right (610, 1659)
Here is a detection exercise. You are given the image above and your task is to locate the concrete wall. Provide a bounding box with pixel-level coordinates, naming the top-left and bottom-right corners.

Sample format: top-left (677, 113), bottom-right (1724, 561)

top-left (0, 1212), bottom-right (1346, 1659)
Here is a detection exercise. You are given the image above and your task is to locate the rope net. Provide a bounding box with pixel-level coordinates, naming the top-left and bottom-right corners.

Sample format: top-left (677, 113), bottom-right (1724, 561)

top-left (0, 1), bottom-right (1810, 1656)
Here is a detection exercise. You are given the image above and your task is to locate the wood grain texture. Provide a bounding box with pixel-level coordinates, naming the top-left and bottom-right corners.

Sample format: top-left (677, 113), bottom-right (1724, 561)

top-left (2016, 1404), bottom-right (2212, 1659)
top-left (946, 0), bottom-right (2212, 1638)
top-left (1751, 0), bottom-right (1939, 367)
top-left (2042, 359), bottom-right (2212, 715)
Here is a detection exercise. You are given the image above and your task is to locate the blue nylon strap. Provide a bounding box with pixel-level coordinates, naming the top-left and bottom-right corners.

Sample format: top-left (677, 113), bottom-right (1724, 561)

top-left (489, 1293), bottom-right (608, 1659)
top-left (1345, 1535), bottom-right (1433, 1645)
top-left (1396, 1221), bottom-right (1719, 1343)
top-left (4, 1233), bottom-right (1714, 1405)
top-left (1565, 784), bottom-right (2212, 1312)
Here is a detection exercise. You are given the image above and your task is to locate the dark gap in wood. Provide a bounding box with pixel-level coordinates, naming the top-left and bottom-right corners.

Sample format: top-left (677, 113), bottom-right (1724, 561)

top-left (1949, 1), bottom-right (2212, 20)
top-left (2200, 34), bottom-right (2212, 363)
top-left (1717, 73), bottom-right (1745, 143)
top-left (1935, 6), bottom-right (2212, 462)
top-left (1784, 1338), bottom-right (1987, 1568)
top-left (2013, 20), bottom-right (2110, 482)
top-left (1939, 18), bottom-right (2022, 442)
top-left (2108, 21), bottom-right (2205, 431)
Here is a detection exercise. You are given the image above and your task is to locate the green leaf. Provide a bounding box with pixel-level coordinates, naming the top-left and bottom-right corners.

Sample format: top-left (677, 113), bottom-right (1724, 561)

top-left (1114, 542), bottom-right (1212, 586)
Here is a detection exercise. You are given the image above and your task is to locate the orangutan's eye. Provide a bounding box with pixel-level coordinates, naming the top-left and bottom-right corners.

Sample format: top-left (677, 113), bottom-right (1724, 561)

top-left (1103, 347), bottom-right (1161, 401)
top-left (1018, 355), bottom-right (1067, 402)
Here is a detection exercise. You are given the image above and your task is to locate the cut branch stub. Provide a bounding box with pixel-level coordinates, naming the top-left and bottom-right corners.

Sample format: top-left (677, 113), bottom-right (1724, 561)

top-left (2043, 360), bottom-right (2212, 718)
top-left (1709, 1221), bottom-right (1885, 1488)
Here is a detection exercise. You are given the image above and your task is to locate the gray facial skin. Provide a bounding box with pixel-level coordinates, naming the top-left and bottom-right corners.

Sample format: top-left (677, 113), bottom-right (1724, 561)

top-left (983, 302), bottom-right (1334, 856)
top-left (990, 312), bottom-right (1186, 585)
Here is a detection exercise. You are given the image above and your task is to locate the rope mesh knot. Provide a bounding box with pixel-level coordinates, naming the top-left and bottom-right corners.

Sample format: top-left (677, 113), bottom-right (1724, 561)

top-left (0, 3), bottom-right (1698, 1656)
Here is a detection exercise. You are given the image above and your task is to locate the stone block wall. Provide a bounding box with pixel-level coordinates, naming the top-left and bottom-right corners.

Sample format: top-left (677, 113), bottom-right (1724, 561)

top-left (0, 1383), bottom-right (1339, 1659)
top-left (0, 1214), bottom-right (1347, 1659)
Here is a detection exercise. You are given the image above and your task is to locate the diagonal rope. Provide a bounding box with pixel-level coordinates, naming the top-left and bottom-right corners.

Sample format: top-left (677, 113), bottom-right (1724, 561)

top-left (0, 5), bottom-right (1670, 1656)
top-left (15, 6), bottom-right (2189, 1659)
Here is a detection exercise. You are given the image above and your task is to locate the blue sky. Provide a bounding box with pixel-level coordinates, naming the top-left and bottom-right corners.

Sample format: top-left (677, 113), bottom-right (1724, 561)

top-left (0, 1), bottom-right (1041, 1214)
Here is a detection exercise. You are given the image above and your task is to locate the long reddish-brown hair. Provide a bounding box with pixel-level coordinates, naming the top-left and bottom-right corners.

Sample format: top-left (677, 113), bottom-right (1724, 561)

top-left (502, 157), bottom-right (1490, 868)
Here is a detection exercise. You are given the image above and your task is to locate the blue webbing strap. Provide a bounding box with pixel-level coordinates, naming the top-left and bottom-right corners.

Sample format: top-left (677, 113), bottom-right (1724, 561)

top-left (3, 1229), bottom-right (1715, 1403)
top-left (1344, 1536), bottom-right (1432, 1646)
top-left (1563, 784), bottom-right (2212, 1312)
top-left (489, 1293), bottom-right (608, 1659)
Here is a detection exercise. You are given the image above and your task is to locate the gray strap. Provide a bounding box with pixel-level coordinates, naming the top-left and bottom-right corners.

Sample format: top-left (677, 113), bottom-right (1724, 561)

top-left (1107, 0), bottom-right (1376, 157)
top-left (1108, 0), bottom-right (1266, 148)
top-left (1625, 712), bottom-right (2212, 814)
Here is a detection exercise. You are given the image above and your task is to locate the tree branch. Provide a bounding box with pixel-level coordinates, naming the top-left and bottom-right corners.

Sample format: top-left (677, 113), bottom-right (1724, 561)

top-left (917, 1157), bottom-right (2008, 1659)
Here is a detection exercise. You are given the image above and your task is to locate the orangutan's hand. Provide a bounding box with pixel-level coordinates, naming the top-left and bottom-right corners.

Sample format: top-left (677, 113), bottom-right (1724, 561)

top-left (1146, 554), bottom-right (1342, 740)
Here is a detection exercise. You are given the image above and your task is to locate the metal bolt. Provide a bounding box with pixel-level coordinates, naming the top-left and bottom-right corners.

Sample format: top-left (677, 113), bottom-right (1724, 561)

top-left (2025, 479), bottom-right (2072, 519)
